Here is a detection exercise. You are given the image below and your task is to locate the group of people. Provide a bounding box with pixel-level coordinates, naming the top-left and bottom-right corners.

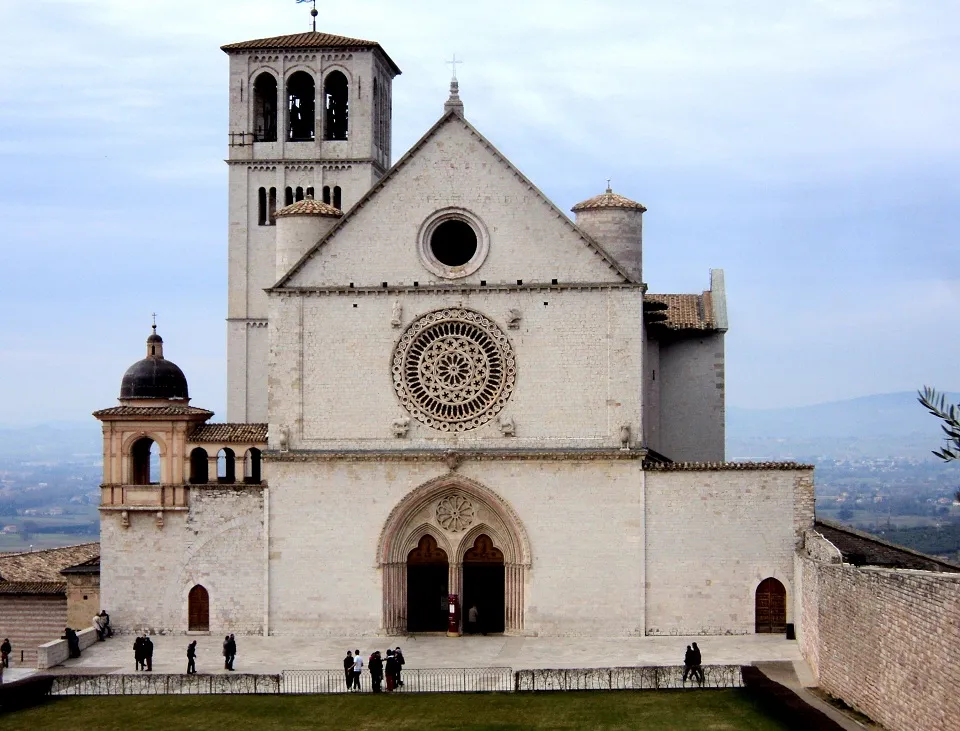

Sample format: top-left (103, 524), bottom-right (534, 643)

top-left (344, 647), bottom-right (406, 692)
top-left (133, 634), bottom-right (154, 671)
top-left (222, 634), bottom-right (238, 670)
top-left (93, 610), bottom-right (113, 641)
top-left (682, 642), bottom-right (704, 684)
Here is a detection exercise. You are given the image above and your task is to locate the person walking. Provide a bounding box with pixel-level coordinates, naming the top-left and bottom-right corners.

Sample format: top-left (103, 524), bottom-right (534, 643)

top-left (682, 645), bottom-right (694, 682)
top-left (227, 634), bottom-right (236, 671)
top-left (352, 648), bottom-right (364, 691)
top-left (368, 650), bottom-right (383, 693)
top-left (394, 646), bottom-right (405, 687)
top-left (691, 642), bottom-right (704, 684)
top-left (143, 635), bottom-right (154, 671)
top-left (186, 640), bottom-right (197, 674)
top-left (343, 651), bottom-right (354, 690)
top-left (1, 638), bottom-right (11, 668)
top-left (223, 635), bottom-right (231, 669)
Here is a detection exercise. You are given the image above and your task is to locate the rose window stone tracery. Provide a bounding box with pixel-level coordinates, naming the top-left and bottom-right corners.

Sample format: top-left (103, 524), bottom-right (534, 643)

top-left (436, 494), bottom-right (475, 532)
top-left (393, 308), bottom-right (516, 431)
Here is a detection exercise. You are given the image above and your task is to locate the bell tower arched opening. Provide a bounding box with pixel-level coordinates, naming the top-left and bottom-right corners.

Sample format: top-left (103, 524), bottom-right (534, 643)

top-left (286, 71), bottom-right (315, 141)
top-left (406, 535), bottom-right (449, 632)
top-left (253, 72), bottom-right (278, 142)
top-left (131, 437), bottom-right (157, 485)
top-left (323, 71), bottom-right (349, 140)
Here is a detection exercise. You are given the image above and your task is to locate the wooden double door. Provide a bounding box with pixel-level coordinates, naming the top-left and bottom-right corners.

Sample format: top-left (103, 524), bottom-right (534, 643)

top-left (755, 578), bottom-right (786, 633)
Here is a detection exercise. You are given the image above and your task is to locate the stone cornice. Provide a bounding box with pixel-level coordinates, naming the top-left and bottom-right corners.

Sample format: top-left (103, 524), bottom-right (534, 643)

top-left (645, 461), bottom-right (814, 471)
top-left (226, 158), bottom-right (385, 170)
top-left (269, 282), bottom-right (647, 297)
top-left (265, 447), bottom-right (647, 465)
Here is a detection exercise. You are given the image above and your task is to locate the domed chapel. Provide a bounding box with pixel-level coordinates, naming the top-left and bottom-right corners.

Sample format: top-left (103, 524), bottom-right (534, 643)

top-left (94, 29), bottom-right (814, 638)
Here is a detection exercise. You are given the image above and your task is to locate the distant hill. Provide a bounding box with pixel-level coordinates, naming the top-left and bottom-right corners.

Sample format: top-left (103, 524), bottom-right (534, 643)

top-left (727, 392), bottom-right (960, 461)
top-left (0, 422), bottom-right (101, 460)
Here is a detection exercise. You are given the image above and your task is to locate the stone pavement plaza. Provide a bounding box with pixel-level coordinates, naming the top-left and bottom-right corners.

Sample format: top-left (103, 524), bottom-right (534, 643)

top-left (44, 634), bottom-right (814, 684)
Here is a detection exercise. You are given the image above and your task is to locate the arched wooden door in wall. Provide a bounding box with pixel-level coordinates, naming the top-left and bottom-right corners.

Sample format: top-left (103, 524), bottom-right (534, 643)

top-left (406, 536), bottom-right (448, 632)
top-left (188, 585), bottom-right (210, 631)
top-left (755, 578), bottom-right (786, 634)
top-left (463, 534), bottom-right (505, 634)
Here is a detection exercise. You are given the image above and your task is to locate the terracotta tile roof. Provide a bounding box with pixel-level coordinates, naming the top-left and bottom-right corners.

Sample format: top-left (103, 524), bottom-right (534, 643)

top-left (645, 293), bottom-right (716, 332)
top-left (0, 581), bottom-right (66, 595)
top-left (60, 556), bottom-right (100, 575)
top-left (571, 189), bottom-right (647, 213)
top-left (220, 32), bottom-right (401, 75)
top-left (93, 405), bottom-right (214, 418)
top-left (815, 520), bottom-right (960, 573)
top-left (189, 423), bottom-right (268, 444)
top-left (275, 198), bottom-right (343, 218)
top-left (0, 542), bottom-right (99, 583)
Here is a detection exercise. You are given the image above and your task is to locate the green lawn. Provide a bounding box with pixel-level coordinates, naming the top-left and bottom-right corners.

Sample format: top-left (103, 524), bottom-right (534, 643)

top-left (6, 691), bottom-right (788, 730)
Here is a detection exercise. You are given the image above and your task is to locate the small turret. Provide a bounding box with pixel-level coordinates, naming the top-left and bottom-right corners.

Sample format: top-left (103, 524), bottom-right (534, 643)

top-left (571, 186), bottom-right (647, 283)
top-left (274, 196), bottom-right (343, 280)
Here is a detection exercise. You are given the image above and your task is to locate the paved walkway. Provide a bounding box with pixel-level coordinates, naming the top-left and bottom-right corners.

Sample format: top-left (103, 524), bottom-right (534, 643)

top-left (43, 634), bottom-right (811, 678)
top-left (755, 661), bottom-right (870, 731)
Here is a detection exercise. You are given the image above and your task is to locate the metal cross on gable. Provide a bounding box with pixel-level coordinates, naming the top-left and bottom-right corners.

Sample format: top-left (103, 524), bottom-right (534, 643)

top-left (446, 54), bottom-right (463, 81)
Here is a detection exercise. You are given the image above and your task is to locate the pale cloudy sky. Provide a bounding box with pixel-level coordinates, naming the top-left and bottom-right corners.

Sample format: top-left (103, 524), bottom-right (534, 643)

top-left (0, 0), bottom-right (958, 423)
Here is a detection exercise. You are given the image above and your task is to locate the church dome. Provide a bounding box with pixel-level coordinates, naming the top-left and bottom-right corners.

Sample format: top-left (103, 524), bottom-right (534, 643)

top-left (119, 326), bottom-right (189, 400)
top-left (571, 187), bottom-right (647, 213)
top-left (275, 196), bottom-right (343, 218)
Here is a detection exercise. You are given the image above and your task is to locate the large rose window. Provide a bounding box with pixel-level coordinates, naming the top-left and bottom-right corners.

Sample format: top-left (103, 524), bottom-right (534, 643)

top-left (392, 308), bottom-right (516, 431)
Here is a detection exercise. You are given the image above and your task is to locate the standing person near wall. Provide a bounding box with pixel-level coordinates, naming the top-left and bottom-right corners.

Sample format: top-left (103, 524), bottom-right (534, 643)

top-left (186, 640), bottom-right (197, 674)
top-left (352, 649), bottom-right (364, 691)
top-left (343, 651), bottom-right (353, 690)
top-left (227, 634), bottom-right (236, 671)
top-left (143, 635), bottom-right (153, 671)
top-left (0, 638), bottom-right (10, 668)
top-left (394, 646), bottom-right (405, 687)
top-left (99, 610), bottom-right (112, 638)
top-left (368, 650), bottom-right (383, 692)
top-left (223, 635), bottom-right (230, 669)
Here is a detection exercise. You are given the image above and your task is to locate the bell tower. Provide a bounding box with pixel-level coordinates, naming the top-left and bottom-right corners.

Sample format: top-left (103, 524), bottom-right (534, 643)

top-left (221, 31), bottom-right (401, 422)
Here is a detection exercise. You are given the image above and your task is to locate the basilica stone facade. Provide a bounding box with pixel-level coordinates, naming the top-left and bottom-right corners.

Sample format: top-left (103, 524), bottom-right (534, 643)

top-left (96, 30), bottom-right (814, 637)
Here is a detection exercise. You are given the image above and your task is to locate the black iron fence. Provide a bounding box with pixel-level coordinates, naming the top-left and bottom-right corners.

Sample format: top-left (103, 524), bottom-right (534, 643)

top-left (47, 665), bottom-right (742, 696)
top-left (282, 667), bottom-right (514, 694)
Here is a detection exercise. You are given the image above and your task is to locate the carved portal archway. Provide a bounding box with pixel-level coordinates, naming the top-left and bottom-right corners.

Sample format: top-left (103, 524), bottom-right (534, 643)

top-left (378, 473), bottom-right (531, 635)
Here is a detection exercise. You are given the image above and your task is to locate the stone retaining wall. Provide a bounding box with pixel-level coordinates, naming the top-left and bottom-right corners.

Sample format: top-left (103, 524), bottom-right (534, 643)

top-left (37, 627), bottom-right (98, 670)
top-left (799, 554), bottom-right (960, 731)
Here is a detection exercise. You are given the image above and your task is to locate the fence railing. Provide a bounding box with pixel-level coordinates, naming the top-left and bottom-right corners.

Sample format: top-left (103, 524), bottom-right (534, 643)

top-left (47, 664), bottom-right (742, 696)
top-left (514, 665), bottom-right (743, 691)
top-left (282, 667), bottom-right (514, 694)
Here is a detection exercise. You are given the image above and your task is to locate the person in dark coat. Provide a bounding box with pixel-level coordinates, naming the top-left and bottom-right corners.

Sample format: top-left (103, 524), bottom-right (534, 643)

top-left (1, 638), bottom-right (11, 668)
top-left (368, 650), bottom-right (383, 693)
top-left (143, 635), bottom-right (153, 671)
top-left (394, 646), bottom-right (405, 687)
top-left (223, 635), bottom-right (231, 669)
top-left (99, 610), bottom-right (112, 638)
top-left (691, 642), bottom-right (704, 684)
top-left (682, 645), bottom-right (694, 681)
top-left (62, 628), bottom-right (80, 658)
top-left (343, 651), bottom-right (353, 690)
top-left (186, 640), bottom-right (197, 674)
top-left (384, 649), bottom-right (398, 692)
top-left (226, 634), bottom-right (236, 671)
top-left (133, 636), bottom-right (144, 670)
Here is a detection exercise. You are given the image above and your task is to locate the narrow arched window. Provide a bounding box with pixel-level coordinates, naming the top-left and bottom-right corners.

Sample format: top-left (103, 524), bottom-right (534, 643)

top-left (373, 78), bottom-right (380, 150)
top-left (333, 186), bottom-right (342, 210)
top-left (257, 187), bottom-right (267, 226)
top-left (285, 187), bottom-right (293, 207)
top-left (253, 72), bottom-right (278, 142)
top-left (295, 186), bottom-right (304, 202)
top-left (323, 71), bottom-right (349, 141)
top-left (217, 448), bottom-right (236, 483)
top-left (287, 71), bottom-right (315, 141)
top-left (322, 186), bottom-right (331, 204)
top-left (131, 437), bottom-right (157, 485)
top-left (244, 448), bottom-right (262, 484)
top-left (268, 187), bottom-right (277, 225)
top-left (189, 448), bottom-right (209, 485)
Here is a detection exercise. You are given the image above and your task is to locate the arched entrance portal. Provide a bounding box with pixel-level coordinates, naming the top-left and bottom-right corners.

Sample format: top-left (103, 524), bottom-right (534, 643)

top-left (378, 474), bottom-right (531, 636)
top-left (188, 585), bottom-right (209, 631)
top-left (755, 578), bottom-right (787, 633)
top-left (463, 534), bottom-right (505, 634)
top-left (406, 535), bottom-right (449, 632)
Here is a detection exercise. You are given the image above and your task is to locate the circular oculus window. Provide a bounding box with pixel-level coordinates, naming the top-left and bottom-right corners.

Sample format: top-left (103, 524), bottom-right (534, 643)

top-left (392, 308), bottom-right (516, 432)
top-left (417, 209), bottom-right (489, 279)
